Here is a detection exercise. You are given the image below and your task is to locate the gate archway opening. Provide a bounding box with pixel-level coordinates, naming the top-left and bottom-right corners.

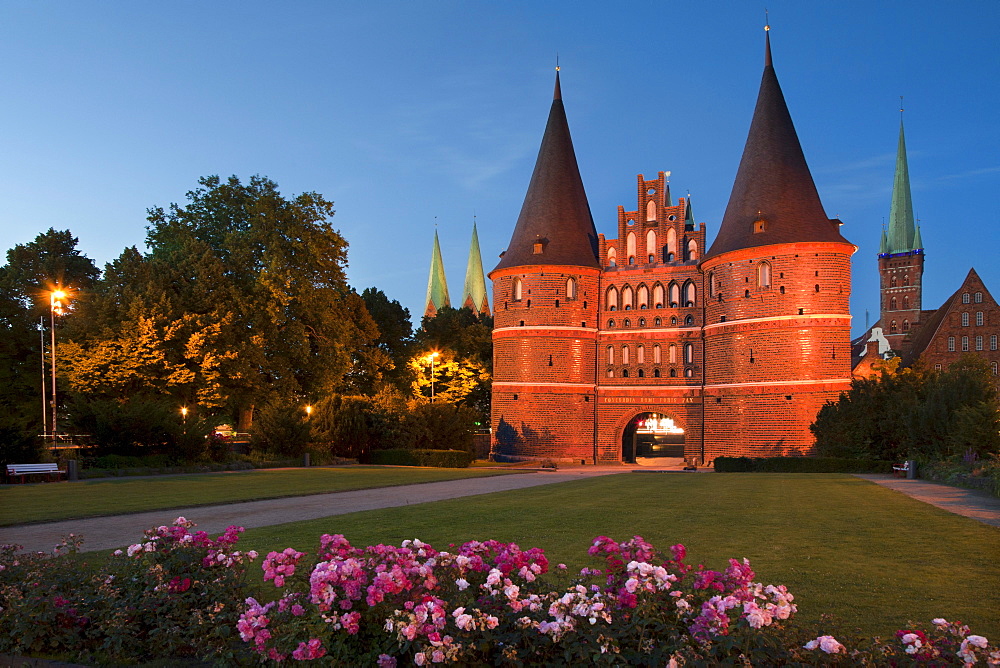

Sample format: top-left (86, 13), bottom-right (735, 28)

top-left (621, 412), bottom-right (685, 463)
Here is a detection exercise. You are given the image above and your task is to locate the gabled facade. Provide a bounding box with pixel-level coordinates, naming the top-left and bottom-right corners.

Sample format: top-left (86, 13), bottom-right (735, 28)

top-left (490, 32), bottom-right (855, 464)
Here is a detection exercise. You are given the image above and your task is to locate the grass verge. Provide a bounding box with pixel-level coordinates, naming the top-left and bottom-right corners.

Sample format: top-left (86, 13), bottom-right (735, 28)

top-left (0, 467), bottom-right (520, 526)
top-left (232, 473), bottom-right (999, 638)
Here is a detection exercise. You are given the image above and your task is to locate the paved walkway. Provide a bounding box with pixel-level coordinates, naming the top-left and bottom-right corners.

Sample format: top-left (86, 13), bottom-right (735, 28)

top-left (3, 469), bottom-right (997, 555)
top-left (855, 474), bottom-right (1000, 528)
top-left (0, 468), bottom-right (628, 554)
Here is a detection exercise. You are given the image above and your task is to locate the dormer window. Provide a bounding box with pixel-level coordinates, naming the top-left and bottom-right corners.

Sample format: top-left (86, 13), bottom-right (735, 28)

top-left (533, 242), bottom-right (544, 254)
top-left (753, 217), bottom-right (767, 233)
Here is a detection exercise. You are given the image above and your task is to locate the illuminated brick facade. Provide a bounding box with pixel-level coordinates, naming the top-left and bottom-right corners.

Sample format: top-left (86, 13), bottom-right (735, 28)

top-left (490, 37), bottom-right (855, 464)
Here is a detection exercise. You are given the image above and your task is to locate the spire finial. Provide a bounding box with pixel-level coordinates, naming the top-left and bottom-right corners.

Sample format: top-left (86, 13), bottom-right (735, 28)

top-left (553, 56), bottom-right (562, 101)
top-left (764, 12), bottom-right (772, 67)
top-left (899, 95), bottom-right (904, 120)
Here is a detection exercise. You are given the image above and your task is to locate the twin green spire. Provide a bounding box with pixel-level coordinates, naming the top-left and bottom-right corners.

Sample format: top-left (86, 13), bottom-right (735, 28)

top-left (880, 119), bottom-right (922, 254)
top-left (423, 225), bottom-right (491, 319)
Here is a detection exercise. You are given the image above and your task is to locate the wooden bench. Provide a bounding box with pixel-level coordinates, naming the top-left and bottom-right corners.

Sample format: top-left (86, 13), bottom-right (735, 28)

top-left (892, 461), bottom-right (910, 478)
top-left (5, 463), bottom-right (65, 483)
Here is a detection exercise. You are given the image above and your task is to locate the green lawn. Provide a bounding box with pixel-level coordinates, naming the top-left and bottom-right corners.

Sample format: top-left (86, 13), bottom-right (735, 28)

top-left (232, 473), bottom-right (999, 639)
top-left (0, 467), bottom-right (520, 526)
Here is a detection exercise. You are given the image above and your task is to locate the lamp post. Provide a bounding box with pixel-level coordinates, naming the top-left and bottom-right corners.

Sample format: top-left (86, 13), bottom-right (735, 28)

top-left (39, 316), bottom-right (48, 438)
top-left (49, 289), bottom-right (67, 446)
top-left (425, 351), bottom-right (440, 402)
top-left (305, 405), bottom-right (313, 419)
top-left (180, 407), bottom-right (189, 435)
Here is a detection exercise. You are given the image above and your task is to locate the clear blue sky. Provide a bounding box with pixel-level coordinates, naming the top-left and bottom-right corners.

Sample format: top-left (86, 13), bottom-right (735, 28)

top-left (1, 2), bottom-right (997, 335)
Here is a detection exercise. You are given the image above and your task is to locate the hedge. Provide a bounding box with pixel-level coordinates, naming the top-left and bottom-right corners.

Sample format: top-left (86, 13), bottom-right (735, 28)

top-left (713, 456), bottom-right (895, 473)
top-left (370, 448), bottom-right (473, 468)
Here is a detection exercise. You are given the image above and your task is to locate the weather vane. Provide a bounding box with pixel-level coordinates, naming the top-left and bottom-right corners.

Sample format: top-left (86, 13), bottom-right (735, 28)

top-left (764, 8), bottom-right (770, 31)
top-left (556, 54), bottom-right (560, 72)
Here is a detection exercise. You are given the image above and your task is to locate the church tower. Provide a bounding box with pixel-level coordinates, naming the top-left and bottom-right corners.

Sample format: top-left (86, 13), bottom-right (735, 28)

top-left (700, 28), bottom-right (855, 458)
top-left (462, 222), bottom-right (491, 317)
top-left (878, 116), bottom-right (924, 352)
top-left (424, 230), bottom-right (450, 319)
top-left (489, 71), bottom-right (601, 462)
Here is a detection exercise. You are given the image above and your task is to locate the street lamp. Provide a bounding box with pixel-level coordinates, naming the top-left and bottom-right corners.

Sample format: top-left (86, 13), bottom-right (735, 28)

top-left (305, 405), bottom-right (313, 419)
top-left (49, 289), bottom-right (67, 446)
top-left (424, 351), bottom-right (440, 402)
top-left (180, 407), bottom-right (189, 435)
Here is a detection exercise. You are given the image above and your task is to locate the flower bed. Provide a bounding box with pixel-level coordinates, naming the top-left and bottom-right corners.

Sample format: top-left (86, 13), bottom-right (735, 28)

top-left (0, 521), bottom-right (996, 665)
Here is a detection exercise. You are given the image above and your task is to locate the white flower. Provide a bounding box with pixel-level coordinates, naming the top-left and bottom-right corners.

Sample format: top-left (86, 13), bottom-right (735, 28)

top-left (967, 635), bottom-right (988, 648)
top-left (455, 578), bottom-right (469, 591)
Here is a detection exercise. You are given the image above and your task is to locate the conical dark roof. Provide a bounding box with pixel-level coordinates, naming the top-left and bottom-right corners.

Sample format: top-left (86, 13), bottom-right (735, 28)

top-left (493, 72), bottom-right (600, 272)
top-left (706, 32), bottom-right (849, 260)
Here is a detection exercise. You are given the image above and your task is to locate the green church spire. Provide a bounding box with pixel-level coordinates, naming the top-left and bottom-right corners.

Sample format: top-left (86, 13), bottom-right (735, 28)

top-left (462, 222), bottom-right (490, 316)
top-left (886, 119), bottom-right (918, 253)
top-left (424, 230), bottom-right (450, 319)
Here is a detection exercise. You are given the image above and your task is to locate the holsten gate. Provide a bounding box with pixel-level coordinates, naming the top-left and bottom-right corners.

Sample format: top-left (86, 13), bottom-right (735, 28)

top-left (489, 33), bottom-right (855, 465)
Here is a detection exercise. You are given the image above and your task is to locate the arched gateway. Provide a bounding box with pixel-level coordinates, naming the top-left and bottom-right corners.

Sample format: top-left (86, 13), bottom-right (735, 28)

top-left (621, 412), bottom-right (685, 463)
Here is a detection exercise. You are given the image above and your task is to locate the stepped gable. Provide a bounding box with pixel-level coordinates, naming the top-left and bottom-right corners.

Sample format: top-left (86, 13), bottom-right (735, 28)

top-left (493, 72), bottom-right (600, 272)
top-left (706, 31), bottom-right (849, 260)
top-left (901, 268), bottom-right (990, 366)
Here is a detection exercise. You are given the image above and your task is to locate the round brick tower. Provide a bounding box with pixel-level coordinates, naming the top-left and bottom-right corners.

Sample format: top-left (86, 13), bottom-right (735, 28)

top-left (489, 72), bottom-right (601, 462)
top-left (700, 30), bottom-right (856, 460)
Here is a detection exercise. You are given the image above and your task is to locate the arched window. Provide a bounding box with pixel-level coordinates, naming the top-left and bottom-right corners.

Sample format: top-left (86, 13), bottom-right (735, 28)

top-left (683, 281), bottom-right (696, 307)
top-left (606, 286), bottom-right (619, 311)
top-left (962, 312), bottom-right (969, 327)
top-left (637, 284), bottom-right (649, 309)
top-left (902, 296), bottom-right (909, 310)
top-left (666, 228), bottom-right (677, 260)
top-left (902, 320), bottom-right (910, 332)
top-left (646, 199), bottom-right (657, 222)
top-left (653, 283), bottom-right (664, 308)
top-left (607, 369), bottom-right (614, 378)
top-left (992, 335), bottom-right (997, 351)
top-left (962, 336), bottom-right (969, 351)
top-left (669, 368), bottom-right (677, 378)
top-left (668, 344), bottom-right (677, 364)
top-left (622, 369), bottom-right (629, 378)
top-left (669, 283), bottom-right (680, 307)
top-left (757, 261), bottom-right (771, 288)
top-left (513, 278), bottom-right (523, 301)
top-left (671, 316), bottom-right (677, 325)
top-left (962, 292), bottom-right (970, 303)
top-left (626, 232), bottom-right (636, 265)
top-left (708, 272), bottom-right (716, 297)
top-left (891, 276), bottom-right (897, 288)
top-left (653, 368), bottom-right (661, 378)
top-left (684, 343), bottom-right (694, 364)
top-left (623, 318), bottom-right (631, 328)
top-left (977, 312), bottom-right (984, 326)
top-left (685, 315), bottom-right (694, 325)
top-left (637, 345), bottom-right (645, 363)
top-left (975, 292), bottom-right (983, 303)
top-left (566, 277), bottom-right (577, 299)
top-left (902, 275), bottom-right (910, 286)
top-left (684, 367), bottom-right (694, 378)
top-left (890, 297), bottom-right (897, 310)
top-left (608, 319), bottom-right (616, 328)
top-left (622, 285), bottom-right (634, 310)
top-left (993, 362), bottom-right (998, 376)
top-left (622, 346), bottom-right (630, 365)
top-left (653, 344), bottom-right (662, 363)
top-left (686, 239), bottom-right (698, 261)
top-left (607, 247), bottom-right (617, 267)
top-left (637, 369), bottom-right (645, 378)
top-left (654, 317), bottom-right (661, 326)
top-left (976, 336), bottom-right (983, 351)
top-left (645, 229), bottom-right (657, 263)
top-left (638, 317), bottom-right (646, 327)
top-left (890, 320), bottom-right (898, 333)
top-left (607, 346), bottom-right (614, 364)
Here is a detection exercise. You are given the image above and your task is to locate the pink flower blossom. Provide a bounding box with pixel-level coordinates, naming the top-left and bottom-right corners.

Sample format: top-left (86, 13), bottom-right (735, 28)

top-left (804, 635), bottom-right (846, 654)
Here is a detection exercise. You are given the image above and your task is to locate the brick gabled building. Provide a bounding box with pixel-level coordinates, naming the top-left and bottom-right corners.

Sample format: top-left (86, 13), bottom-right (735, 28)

top-left (489, 32), bottom-right (856, 464)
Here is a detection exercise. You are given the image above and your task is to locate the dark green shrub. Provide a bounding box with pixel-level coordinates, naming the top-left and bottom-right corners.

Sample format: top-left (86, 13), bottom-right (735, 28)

top-left (397, 402), bottom-right (477, 452)
top-left (251, 400), bottom-right (311, 457)
top-left (66, 396), bottom-right (182, 455)
top-left (370, 448), bottom-right (472, 468)
top-left (713, 456), bottom-right (894, 473)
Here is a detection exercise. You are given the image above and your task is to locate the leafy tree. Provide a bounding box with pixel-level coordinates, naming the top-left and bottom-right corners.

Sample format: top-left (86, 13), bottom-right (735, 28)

top-left (0, 229), bottom-right (100, 446)
top-left (414, 306), bottom-right (493, 370)
top-left (66, 396), bottom-right (183, 456)
top-left (398, 402), bottom-right (478, 452)
top-left (250, 400), bottom-right (311, 457)
top-left (360, 287), bottom-right (413, 390)
top-left (408, 350), bottom-right (489, 408)
top-left (65, 176), bottom-right (377, 427)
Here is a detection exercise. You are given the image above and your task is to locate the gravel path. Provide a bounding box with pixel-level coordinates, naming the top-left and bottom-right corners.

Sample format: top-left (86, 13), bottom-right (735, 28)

top-left (0, 468), bottom-right (627, 554)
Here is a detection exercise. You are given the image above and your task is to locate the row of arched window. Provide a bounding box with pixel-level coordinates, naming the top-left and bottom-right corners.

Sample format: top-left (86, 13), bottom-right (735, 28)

top-left (888, 296), bottom-right (912, 310)
top-left (607, 367), bottom-right (695, 378)
top-left (607, 343), bottom-right (695, 365)
top-left (511, 277), bottom-right (578, 301)
top-left (961, 312), bottom-right (986, 326)
top-left (607, 281), bottom-right (696, 311)
top-left (948, 335), bottom-right (999, 352)
top-left (607, 315), bottom-right (695, 328)
top-left (707, 261), bottom-right (772, 298)
top-left (888, 320), bottom-right (911, 334)
top-left (606, 229), bottom-right (699, 267)
top-left (962, 292), bottom-right (984, 304)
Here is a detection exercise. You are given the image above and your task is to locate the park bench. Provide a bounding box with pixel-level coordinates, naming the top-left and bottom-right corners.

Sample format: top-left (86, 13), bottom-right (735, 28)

top-left (892, 461), bottom-right (910, 478)
top-left (5, 463), bottom-right (65, 483)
